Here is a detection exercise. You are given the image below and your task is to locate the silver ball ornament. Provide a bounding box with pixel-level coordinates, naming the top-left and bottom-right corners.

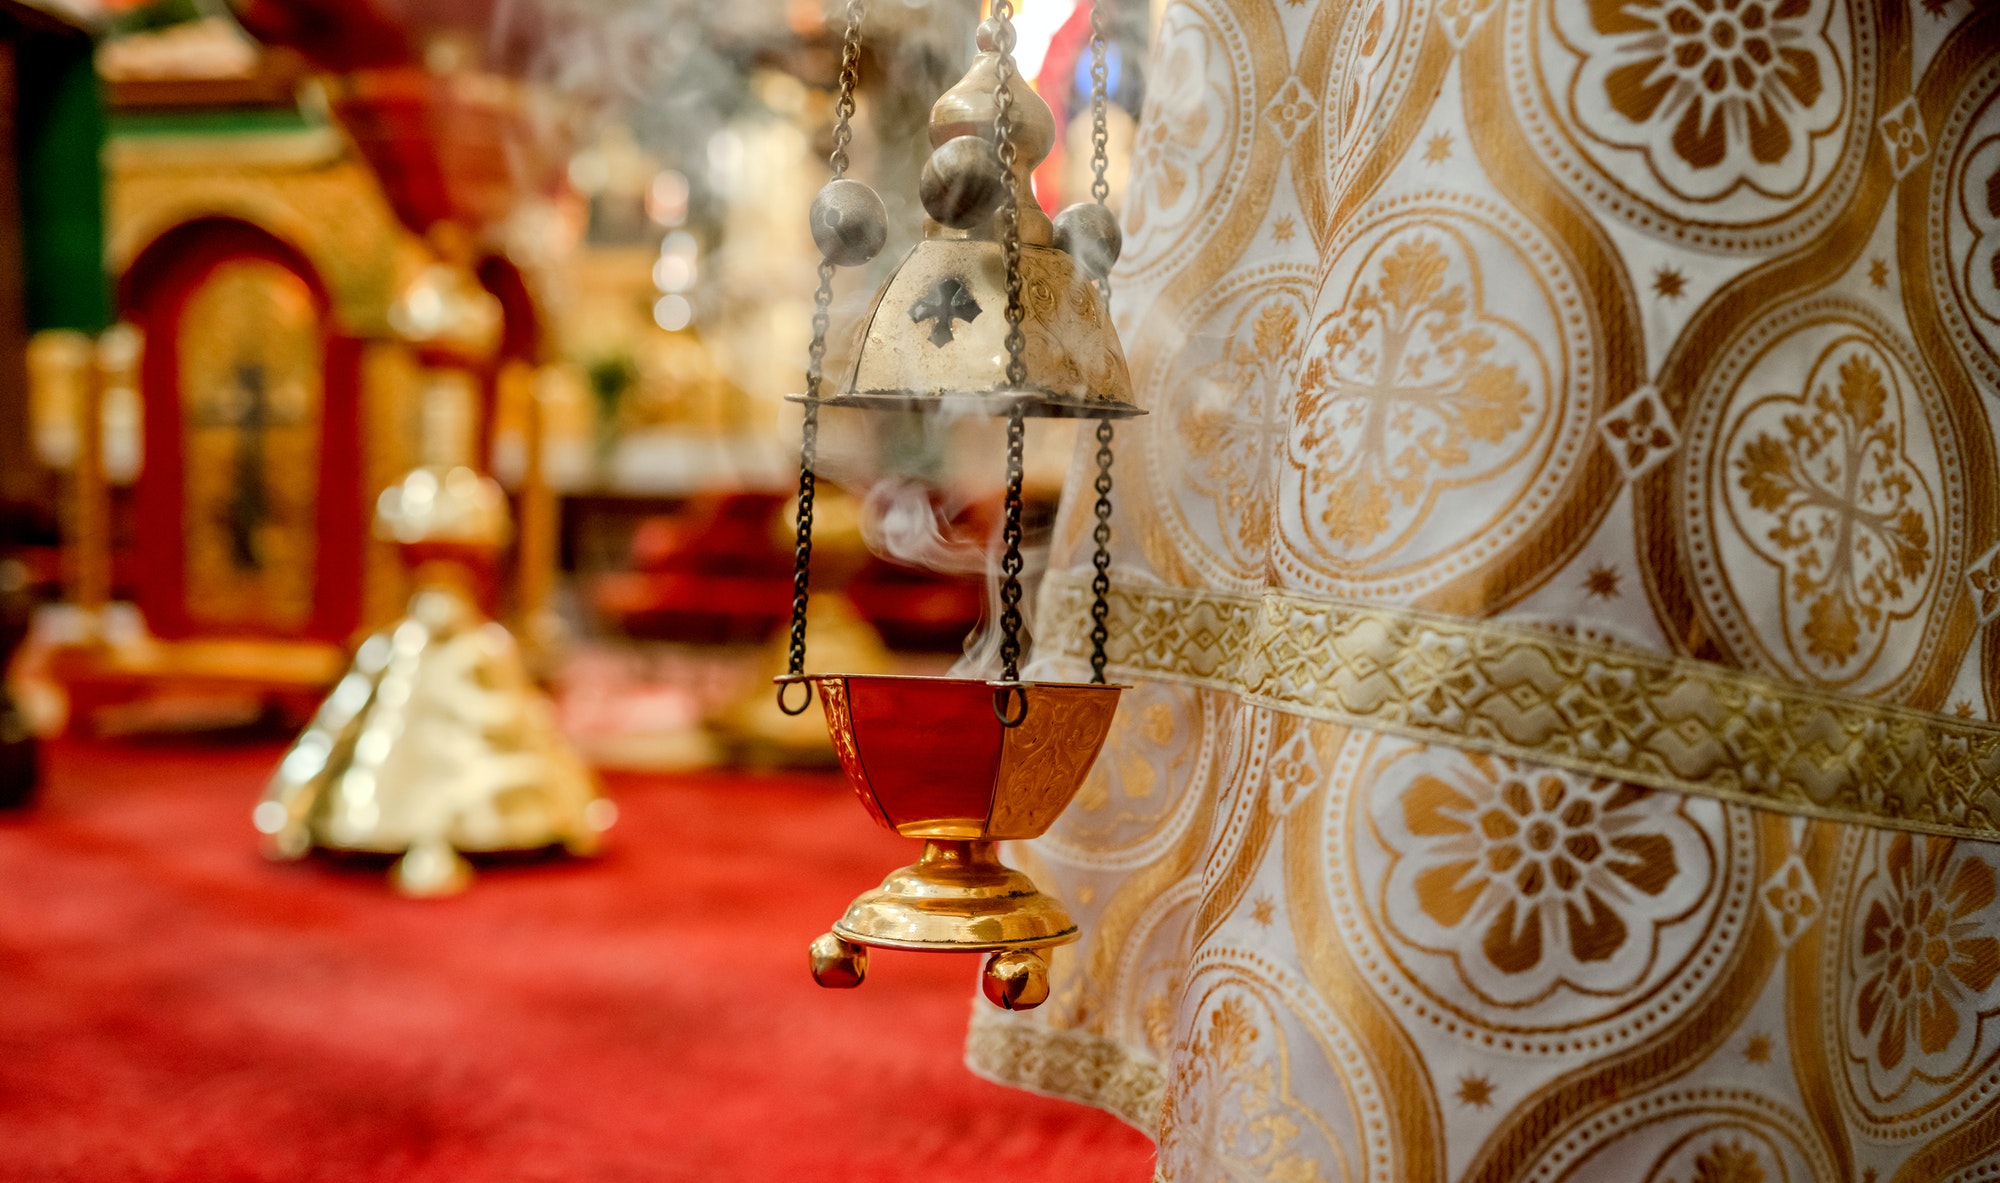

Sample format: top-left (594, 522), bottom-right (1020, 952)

top-left (1053, 202), bottom-right (1123, 280)
top-left (809, 179), bottom-right (888, 267)
top-left (920, 135), bottom-right (1008, 230)
top-left (975, 18), bottom-right (1017, 54)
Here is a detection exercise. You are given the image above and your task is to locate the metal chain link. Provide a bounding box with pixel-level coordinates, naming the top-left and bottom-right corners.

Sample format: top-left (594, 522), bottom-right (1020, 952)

top-left (1088, 418), bottom-right (1113, 683)
top-left (1086, 0), bottom-right (1116, 685)
top-left (998, 409), bottom-right (1027, 685)
top-left (1088, 2), bottom-right (1111, 216)
top-left (778, 0), bottom-right (867, 716)
top-left (990, 1), bottom-right (1028, 392)
top-left (989, 1), bottom-right (1030, 725)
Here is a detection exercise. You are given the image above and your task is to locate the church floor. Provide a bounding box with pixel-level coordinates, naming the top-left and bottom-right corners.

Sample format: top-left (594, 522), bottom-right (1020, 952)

top-left (0, 739), bottom-right (1155, 1182)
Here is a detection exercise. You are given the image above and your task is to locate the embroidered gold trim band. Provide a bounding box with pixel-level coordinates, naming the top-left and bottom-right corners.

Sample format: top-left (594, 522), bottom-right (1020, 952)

top-left (1041, 571), bottom-right (2000, 842)
top-left (963, 1008), bottom-right (1165, 1135)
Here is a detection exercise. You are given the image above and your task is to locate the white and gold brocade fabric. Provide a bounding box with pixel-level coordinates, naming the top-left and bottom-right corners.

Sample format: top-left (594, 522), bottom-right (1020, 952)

top-left (968, 3), bottom-right (2000, 1180)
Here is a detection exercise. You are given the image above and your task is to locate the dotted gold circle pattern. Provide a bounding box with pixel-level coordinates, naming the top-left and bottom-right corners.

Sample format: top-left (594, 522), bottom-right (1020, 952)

top-left (1516, 1087), bottom-right (1834, 1183)
top-left (1272, 191), bottom-right (1597, 604)
top-left (1115, 0), bottom-right (1261, 289)
top-left (1927, 57), bottom-right (2000, 392)
top-left (1677, 297), bottom-right (1967, 701)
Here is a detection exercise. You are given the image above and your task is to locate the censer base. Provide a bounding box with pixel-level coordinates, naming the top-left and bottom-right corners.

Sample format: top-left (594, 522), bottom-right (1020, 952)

top-left (832, 838), bottom-right (1078, 951)
top-left (811, 839), bottom-right (1078, 1010)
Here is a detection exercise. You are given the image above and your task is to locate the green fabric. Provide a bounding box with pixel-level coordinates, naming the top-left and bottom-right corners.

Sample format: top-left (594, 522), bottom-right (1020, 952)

top-left (103, 0), bottom-right (205, 38)
top-left (16, 34), bottom-right (109, 333)
top-left (109, 107), bottom-right (315, 138)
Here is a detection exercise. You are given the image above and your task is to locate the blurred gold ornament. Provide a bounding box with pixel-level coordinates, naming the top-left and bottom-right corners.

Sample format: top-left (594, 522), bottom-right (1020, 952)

top-left (259, 435), bottom-right (609, 896)
top-left (375, 464), bottom-right (510, 550)
top-left (388, 262), bottom-right (502, 363)
top-left (256, 572), bottom-right (612, 896)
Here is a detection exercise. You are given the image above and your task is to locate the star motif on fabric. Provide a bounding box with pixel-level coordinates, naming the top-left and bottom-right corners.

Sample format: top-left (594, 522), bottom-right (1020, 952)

top-left (909, 276), bottom-right (980, 346)
top-left (1271, 214), bottom-right (1296, 244)
top-left (1423, 132), bottom-right (1453, 163)
top-left (1250, 895), bottom-right (1276, 927)
top-left (1582, 564), bottom-right (1623, 600)
top-left (1869, 258), bottom-right (1890, 288)
top-left (1745, 1033), bottom-right (1772, 1063)
top-left (1922, 0), bottom-right (1952, 17)
top-left (1653, 267), bottom-right (1688, 299)
top-left (1955, 700), bottom-right (1977, 719)
top-left (1456, 1074), bottom-right (1495, 1107)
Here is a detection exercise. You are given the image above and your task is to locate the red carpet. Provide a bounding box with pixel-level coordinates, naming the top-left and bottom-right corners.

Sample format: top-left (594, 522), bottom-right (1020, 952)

top-left (0, 740), bottom-right (1155, 1182)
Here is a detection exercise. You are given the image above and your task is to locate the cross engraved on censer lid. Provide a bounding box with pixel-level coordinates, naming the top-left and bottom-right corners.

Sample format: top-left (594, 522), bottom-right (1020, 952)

top-left (908, 276), bottom-right (981, 346)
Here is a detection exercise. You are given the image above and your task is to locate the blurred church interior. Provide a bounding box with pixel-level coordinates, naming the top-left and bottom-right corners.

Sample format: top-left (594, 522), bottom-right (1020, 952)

top-left (0, 0), bottom-right (1158, 1176)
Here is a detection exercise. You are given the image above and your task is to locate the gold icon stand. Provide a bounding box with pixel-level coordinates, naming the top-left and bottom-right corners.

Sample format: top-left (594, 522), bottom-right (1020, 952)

top-left (257, 252), bottom-right (609, 896)
top-left (256, 464), bottom-right (613, 896)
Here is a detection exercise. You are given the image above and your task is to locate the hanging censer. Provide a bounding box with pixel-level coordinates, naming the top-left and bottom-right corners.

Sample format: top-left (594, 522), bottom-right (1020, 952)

top-left (782, 1), bottom-right (1139, 1010)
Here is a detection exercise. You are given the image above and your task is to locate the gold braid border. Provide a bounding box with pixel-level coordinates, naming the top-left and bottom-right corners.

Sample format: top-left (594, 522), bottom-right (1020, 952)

top-left (1041, 571), bottom-right (2000, 842)
top-left (964, 1008), bottom-right (1166, 1136)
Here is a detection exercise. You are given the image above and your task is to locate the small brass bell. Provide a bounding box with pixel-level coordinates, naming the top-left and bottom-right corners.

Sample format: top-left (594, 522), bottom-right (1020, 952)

top-left (781, 7), bottom-right (1140, 1009)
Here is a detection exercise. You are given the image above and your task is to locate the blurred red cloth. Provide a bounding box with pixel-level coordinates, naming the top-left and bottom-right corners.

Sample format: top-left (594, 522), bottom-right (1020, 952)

top-left (0, 741), bottom-right (1153, 1182)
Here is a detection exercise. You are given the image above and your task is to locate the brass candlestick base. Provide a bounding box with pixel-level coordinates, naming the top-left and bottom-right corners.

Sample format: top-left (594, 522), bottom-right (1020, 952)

top-left (801, 674), bottom-right (1119, 1010)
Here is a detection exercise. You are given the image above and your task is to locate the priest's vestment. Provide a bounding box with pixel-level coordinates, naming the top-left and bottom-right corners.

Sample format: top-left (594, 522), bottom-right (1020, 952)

top-left (972, 3), bottom-right (2000, 1180)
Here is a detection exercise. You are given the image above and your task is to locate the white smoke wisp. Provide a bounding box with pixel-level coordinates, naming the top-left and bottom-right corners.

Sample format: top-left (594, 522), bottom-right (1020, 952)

top-left (808, 406), bottom-right (1050, 681)
top-left (860, 478), bottom-right (986, 576)
top-left (951, 513), bottom-right (1049, 682)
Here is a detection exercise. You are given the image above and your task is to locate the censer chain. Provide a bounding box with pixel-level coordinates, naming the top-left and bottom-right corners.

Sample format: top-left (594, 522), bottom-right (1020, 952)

top-left (779, 0), bottom-right (867, 717)
top-left (992, 2), bottom-right (1030, 725)
top-left (1089, 419), bottom-right (1113, 684)
top-left (1085, 0), bottom-right (1114, 685)
top-left (995, 407), bottom-right (1027, 726)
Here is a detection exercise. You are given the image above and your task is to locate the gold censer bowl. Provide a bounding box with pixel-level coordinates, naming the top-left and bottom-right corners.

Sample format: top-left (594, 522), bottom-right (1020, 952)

top-left (805, 674), bottom-right (1120, 1009)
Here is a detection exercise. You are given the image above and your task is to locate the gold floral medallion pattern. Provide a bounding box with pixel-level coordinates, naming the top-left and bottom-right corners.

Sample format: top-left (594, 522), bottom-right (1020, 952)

top-left (1376, 753), bottom-right (1712, 1006)
top-left (1514, 0), bottom-right (1873, 249)
top-left (1275, 197), bottom-right (1594, 602)
top-left (1847, 835), bottom-right (2000, 1101)
top-left (1158, 993), bottom-right (1329, 1183)
top-left (973, 1), bottom-right (2000, 1179)
top-left (1722, 338), bottom-right (1942, 688)
top-left (1560, 0), bottom-right (1847, 203)
top-left (1117, 0), bottom-right (1262, 287)
top-left (1334, 734), bottom-right (1752, 1054)
top-left (1153, 274), bottom-right (1316, 588)
top-left (1682, 299), bottom-right (1967, 699)
top-left (1926, 59), bottom-right (2000, 393)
